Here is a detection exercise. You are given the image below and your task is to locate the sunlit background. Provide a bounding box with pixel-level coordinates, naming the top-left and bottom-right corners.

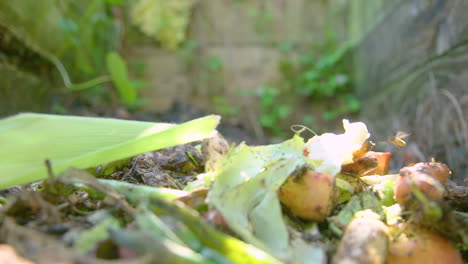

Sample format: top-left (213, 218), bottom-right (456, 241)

top-left (0, 0), bottom-right (466, 183)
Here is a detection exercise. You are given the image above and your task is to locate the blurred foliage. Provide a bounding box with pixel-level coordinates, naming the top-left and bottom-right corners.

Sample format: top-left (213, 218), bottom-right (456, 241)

top-left (53, 0), bottom-right (142, 108)
top-left (253, 37), bottom-right (359, 136)
top-left (105, 51), bottom-right (137, 107)
top-left (247, 5), bottom-right (273, 36)
top-left (256, 87), bottom-right (292, 136)
top-left (55, 0), bottom-right (119, 79)
top-left (0, 0), bottom-right (146, 110)
top-left (131, 0), bottom-right (195, 51)
top-left (1, 0), bottom-right (358, 130)
top-left (212, 96), bottom-right (240, 117)
top-left (280, 39), bottom-right (359, 121)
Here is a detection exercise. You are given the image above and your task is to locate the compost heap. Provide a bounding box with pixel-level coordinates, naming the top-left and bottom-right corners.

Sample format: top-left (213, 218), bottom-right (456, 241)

top-left (0, 119), bottom-right (466, 264)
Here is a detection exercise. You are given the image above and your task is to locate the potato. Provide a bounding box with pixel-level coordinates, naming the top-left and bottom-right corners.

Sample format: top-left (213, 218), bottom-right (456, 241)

top-left (399, 162), bottom-right (451, 183)
top-left (394, 172), bottom-right (445, 205)
top-left (394, 162), bottom-right (449, 206)
top-left (278, 169), bottom-right (335, 221)
top-left (332, 218), bottom-right (389, 264)
top-left (387, 224), bottom-right (462, 264)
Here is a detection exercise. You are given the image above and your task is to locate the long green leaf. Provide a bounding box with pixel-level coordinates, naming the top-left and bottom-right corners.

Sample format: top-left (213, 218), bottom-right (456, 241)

top-left (147, 198), bottom-right (282, 264)
top-left (74, 216), bottom-right (121, 253)
top-left (0, 113), bottom-right (219, 189)
top-left (97, 179), bottom-right (188, 200)
top-left (99, 179), bottom-right (281, 263)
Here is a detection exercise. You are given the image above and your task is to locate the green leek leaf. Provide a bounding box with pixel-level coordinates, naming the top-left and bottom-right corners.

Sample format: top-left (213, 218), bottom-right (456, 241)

top-left (0, 113), bottom-right (219, 189)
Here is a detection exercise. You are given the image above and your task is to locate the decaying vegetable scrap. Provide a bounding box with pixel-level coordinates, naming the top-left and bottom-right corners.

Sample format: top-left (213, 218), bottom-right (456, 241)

top-left (203, 119), bottom-right (465, 263)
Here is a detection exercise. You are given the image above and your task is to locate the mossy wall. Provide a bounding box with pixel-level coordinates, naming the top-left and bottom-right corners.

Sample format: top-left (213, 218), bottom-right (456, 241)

top-left (130, 0), bottom-right (348, 133)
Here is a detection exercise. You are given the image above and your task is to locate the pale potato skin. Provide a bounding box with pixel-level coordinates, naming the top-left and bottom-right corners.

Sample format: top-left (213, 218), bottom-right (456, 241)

top-left (278, 170), bottom-right (335, 221)
top-left (332, 218), bottom-right (390, 264)
top-left (387, 224), bottom-right (463, 264)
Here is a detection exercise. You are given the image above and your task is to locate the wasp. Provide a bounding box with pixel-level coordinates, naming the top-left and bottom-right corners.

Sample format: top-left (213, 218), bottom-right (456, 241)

top-left (388, 131), bottom-right (410, 147)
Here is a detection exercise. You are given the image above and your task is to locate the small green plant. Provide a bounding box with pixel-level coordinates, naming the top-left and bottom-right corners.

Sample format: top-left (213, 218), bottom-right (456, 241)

top-left (204, 56), bottom-right (223, 72)
top-left (178, 40), bottom-right (199, 62)
top-left (279, 40), bottom-right (359, 121)
top-left (106, 51), bottom-right (138, 107)
top-left (56, 0), bottom-right (121, 78)
top-left (53, 1), bottom-right (149, 109)
top-left (256, 86), bottom-right (292, 136)
top-left (212, 96), bottom-right (240, 117)
top-left (247, 6), bottom-right (273, 35)
top-left (248, 39), bottom-right (359, 136)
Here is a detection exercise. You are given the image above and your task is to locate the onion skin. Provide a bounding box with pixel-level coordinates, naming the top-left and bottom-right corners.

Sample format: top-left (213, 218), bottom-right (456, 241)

top-left (364, 151), bottom-right (392, 176)
top-left (387, 224), bottom-right (462, 264)
top-left (278, 170), bottom-right (335, 221)
top-left (341, 151), bottom-right (392, 177)
top-left (341, 155), bottom-right (378, 177)
top-left (352, 139), bottom-right (374, 161)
